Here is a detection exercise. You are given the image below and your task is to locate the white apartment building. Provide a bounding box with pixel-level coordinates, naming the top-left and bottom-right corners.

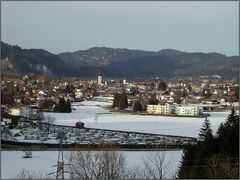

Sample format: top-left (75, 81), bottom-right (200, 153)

top-left (75, 89), bottom-right (83, 98)
top-left (10, 106), bottom-right (30, 118)
top-left (147, 104), bottom-right (173, 114)
top-left (9, 108), bottom-right (20, 116)
top-left (147, 104), bottom-right (203, 117)
top-left (9, 106), bottom-right (40, 119)
top-left (175, 106), bottom-right (203, 117)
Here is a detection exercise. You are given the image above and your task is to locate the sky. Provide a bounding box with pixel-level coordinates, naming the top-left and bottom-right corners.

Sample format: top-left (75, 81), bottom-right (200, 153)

top-left (2, 1), bottom-right (239, 56)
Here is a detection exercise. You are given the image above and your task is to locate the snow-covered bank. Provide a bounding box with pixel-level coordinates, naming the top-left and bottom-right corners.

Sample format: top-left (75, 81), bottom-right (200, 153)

top-left (1, 150), bottom-right (182, 179)
top-left (44, 101), bottom-right (230, 138)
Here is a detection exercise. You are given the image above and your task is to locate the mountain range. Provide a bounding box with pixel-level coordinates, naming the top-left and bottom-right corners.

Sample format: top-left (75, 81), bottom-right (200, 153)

top-left (1, 42), bottom-right (238, 79)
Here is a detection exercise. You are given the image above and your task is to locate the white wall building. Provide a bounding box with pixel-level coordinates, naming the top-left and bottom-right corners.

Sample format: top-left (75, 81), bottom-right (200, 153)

top-left (175, 106), bottom-right (203, 117)
top-left (147, 104), bottom-right (203, 117)
top-left (147, 104), bottom-right (173, 114)
top-left (97, 74), bottom-right (103, 84)
top-left (9, 108), bottom-right (20, 116)
top-left (10, 107), bottom-right (31, 118)
top-left (75, 89), bottom-right (83, 98)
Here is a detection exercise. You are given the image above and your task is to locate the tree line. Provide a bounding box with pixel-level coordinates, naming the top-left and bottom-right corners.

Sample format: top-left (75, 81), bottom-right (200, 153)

top-left (54, 98), bottom-right (72, 113)
top-left (178, 108), bottom-right (239, 179)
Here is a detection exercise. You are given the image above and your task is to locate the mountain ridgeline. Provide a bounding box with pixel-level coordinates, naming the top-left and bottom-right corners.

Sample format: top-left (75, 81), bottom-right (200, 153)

top-left (1, 42), bottom-right (103, 77)
top-left (1, 42), bottom-right (238, 78)
top-left (104, 51), bottom-right (238, 78)
top-left (59, 48), bottom-right (238, 78)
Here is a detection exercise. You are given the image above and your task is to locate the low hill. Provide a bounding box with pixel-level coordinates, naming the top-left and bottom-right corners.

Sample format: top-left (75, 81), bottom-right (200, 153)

top-left (1, 42), bottom-right (104, 77)
top-left (58, 47), bottom-right (155, 67)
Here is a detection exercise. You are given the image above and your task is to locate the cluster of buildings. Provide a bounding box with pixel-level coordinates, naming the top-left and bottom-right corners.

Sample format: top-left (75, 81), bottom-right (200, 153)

top-left (147, 104), bottom-right (203, 117)
top-left (1, 74), bottom-right (238, 127)
top-left (1, 74), bottom-right (238, 149)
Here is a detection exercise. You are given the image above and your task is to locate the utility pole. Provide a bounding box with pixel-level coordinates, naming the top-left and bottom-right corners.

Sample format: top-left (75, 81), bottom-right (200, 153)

top-left (49, 130), bottom-right (67, 179)
top-left (56, 133), bottom-right (64, 179)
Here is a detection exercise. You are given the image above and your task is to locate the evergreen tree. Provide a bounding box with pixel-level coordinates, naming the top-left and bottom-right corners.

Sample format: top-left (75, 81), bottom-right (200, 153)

top-left (182, 88), bottom-right (187, 98)
top-left (203, 88), bottom-right (212, 99)
top-left (178, 117), bottom-right (215, 179)
top-left (217, 108), bottom-right (239, 156)
top-left (178, 110), bottom-right (239, 179)
top-left (133, 100), bottom-right (142, 112)
top-left (120, 91), bottom-right (128, 110)
top-left (59, 98), bottom-right (67, 112)
top-left (177, 145), bottom-right (200, 178)
top-left (54, 98), bottom-right (72, 113)
top-left (66, 99), bottom-right (72, 113)
top-left (112, 93), bottom-right (117, 109)
top-left (112, 92), bottom-right (128, 110)
top-left (66, 83), bottom-right (74, 93)
top-left (148, 98), bottom-right (159, 105)
top-left (158, 81), bottom-right (167, 91)
top-left (71, 91), bottom-right (76, 99)
top-left (198, 116), bottom-right (213, 142)
top-left (112, 93), bottom-right (121, 109)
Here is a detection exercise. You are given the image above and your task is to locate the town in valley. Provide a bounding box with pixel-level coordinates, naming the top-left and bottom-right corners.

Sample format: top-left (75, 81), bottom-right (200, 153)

top-left (1, 73), bottom-right (238, 148)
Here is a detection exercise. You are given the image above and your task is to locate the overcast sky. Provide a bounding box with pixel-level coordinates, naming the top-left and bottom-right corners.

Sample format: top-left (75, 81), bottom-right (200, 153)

top-left (2, 1), bottom-right (239, 56)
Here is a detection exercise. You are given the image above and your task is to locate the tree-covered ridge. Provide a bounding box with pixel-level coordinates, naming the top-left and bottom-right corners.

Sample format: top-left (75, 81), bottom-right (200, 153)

top-left (104, 53), bottom-right (238, 78)
top-left (178, 109), bottom-right (239, 179)
top-left (58, 47), bottom-right (155, 67)
top-left (1, 42), bottom-right (22, 59)
top-left (1, 42), bottom-right (104, 77)
top-left (1, 41), bottom-right (238, 78)
top-left (59, 46), bottom-right (238, 78)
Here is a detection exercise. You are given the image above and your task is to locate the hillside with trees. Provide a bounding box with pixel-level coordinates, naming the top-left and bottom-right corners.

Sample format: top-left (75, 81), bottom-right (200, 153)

top-left (2, 42), bottom-right (238, 78)
top-left (104, 52), bottom-right (238, 78)
top-left (1, 42), bottom-right (104, 77)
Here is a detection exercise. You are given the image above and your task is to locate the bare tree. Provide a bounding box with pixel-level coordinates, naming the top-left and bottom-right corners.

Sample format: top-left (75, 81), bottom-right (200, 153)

top-left (101, 150), bottom-right (126, 179)
top-left (66, 145), bottom-right (127, 179)
top-left (38, 112), bottom-right (45, 130)
top-left (44, 115), bottom-right (55, 133)
top-left (15, 169), bottom-right (52, 179)
top-left (23, 148), bottom-right (32, 158)
top-left (125, 166), bottom-right (149, 180)
top-left (143, 150), bottom-right (173, 179)
top-left (206, 155), bottom-right (239, 179)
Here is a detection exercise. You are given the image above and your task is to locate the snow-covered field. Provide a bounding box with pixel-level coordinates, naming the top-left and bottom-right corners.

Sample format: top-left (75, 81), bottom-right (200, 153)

top-left (1, 150), bottom-right (182, 179)
top-left (2, 101), bottom-right (233, 179)
top-left (44, 101), bottom-right (230, 138)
